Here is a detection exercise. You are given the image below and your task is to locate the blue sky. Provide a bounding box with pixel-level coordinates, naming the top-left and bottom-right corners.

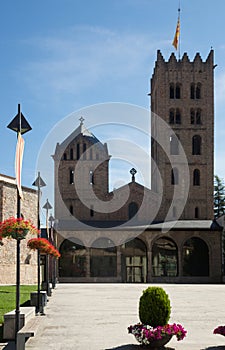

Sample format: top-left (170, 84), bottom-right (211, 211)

top-left (0, 0), bottom-right (225, 223)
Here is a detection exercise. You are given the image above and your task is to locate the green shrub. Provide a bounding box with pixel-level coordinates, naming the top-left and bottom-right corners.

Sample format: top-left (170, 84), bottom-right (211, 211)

top-left (139, 286), bottom-right (171, 327)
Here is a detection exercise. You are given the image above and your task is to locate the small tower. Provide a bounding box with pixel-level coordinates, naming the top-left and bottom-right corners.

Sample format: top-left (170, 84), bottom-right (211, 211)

top-left (151, 50), bottom-right (214, 220)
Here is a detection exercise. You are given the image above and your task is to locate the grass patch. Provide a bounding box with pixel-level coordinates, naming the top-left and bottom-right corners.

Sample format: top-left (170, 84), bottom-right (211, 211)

top-left (0, 285), bottom-right (37, 325)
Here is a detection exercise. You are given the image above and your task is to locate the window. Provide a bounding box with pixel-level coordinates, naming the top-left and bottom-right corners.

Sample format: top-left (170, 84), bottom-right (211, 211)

top-left (70, 148), bottom-right (73, 160)
top-left (191, 109), bottom-right (202, 125)
top-left (128, 202), bottom-right (138, 219)
top-left (170, 83), bottom-right (174, 99)
top-left (170, 83), bottom-right (181, 99)
top-left (69, 169), bottom-right (74, 184)
top-left (175, 109), bottom-right (181, 124)
top-left (171, 168), bottom-right (178, 185)
top-left (169, 109), bottom-right (174, 124)
top-left (193, 169), bottom-right (200, 186)
top-left (63, 153), bottom-right (67, 160)
top-left (90, 205), bottom-right (94, 217)
top-left (83, 144), bottom-right (86, 160)
top-left (77, 143), bottom-right (80, 160)
top-left (192, 135), bottom-right (201, 155)
top-left (195, 207), bottom-right (199, 218)
top-left (190, 83), bottom-right (201, 99)
top-left (69, 205), bottom-right (73, 215)
top-left (170, 135), bottom-right (179, 155)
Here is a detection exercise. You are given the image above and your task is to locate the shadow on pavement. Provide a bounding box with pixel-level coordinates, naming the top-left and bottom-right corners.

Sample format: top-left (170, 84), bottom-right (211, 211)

top-left (105, 345), bottom-right (175, 350)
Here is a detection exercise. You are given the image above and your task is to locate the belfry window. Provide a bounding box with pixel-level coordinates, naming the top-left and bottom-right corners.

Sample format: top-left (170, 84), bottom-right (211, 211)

top-left (193, 169), bottom-right (200, 186)
top-left (170, 83), bottom-right (181, 99)
top-left (69, 169), bottom-right (74, 184)
top-left (170, 84), bottom-right (175, 99)
top-left (192, 135), bottom-right (201, 155)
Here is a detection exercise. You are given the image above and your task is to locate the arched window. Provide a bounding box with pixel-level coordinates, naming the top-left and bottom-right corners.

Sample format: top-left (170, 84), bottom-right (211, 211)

top-left (196, 109), bottom-right (201, 124)
top-left (169, 109), bottom-right (174, 124)
top-left (191, 83), bottom-right (195, 99)
top-left (190, 109), bottom-right (195, 124)
top-left (196, 83), bottom-right (201, 99)
top-left (175, 84), bottom-right (181, 99)
top-left (63, 153), bottom-right (67, 160)
top-left (90, 238), bottom-right (117, 277)
top-left (183, 237), bottom-right (209, 276)
top-left (152, 237), bottom-right (178, 277)
top-left (83, 143), bottom-right (86, 160)
top-left (90, 170), bottom-right (94, 185)
top-left (70, 148), bottom-right (73, 160)
top-left (170, 135), bottom-right (179, 155)
top-left (194, 207), bottom-right (199, 218)
top-left (170, 83), bottom-right (175, 99)
top-left (175, 109), bottom-right (181, 124)
top-left (69, 169), bottom-right (74, 184)
top-left (192, 135), bottom-right (201, 155)
top-left (193, 169), bottom-right (200, 186)
top-left (59, 238), bottom-right (87, 278)
top-left (128, 202), bottom-right (138, 219)
top-left (69, 205), bottom-right (73, 215)
top-left (77, 143), bottom-right (80, 160)
top-left (171, 168), bottom-right (179, 185)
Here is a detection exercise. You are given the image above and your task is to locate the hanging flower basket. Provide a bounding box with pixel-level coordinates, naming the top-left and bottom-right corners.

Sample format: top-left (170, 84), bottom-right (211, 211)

top-left (27, 238), bottom-right (61, 258)
top-left (0, 217), bottom-right (39, 240)
top-left (128, 323), bottom-right (187, 348)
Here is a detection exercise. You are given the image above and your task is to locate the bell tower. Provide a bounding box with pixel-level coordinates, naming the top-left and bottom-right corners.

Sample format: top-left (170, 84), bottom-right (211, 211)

top-left (151, 50), bottom-right (214, 220)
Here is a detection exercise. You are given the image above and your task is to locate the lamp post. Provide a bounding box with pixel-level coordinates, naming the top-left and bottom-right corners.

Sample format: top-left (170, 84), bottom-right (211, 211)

top-left (43, 199), bottom-right (52, 296)
top-left (32, 172), bottom-right (46, 314)
top-left (49, 214), bottom-right (56, 288)
top-left (7, 104), bottom-right (32, 340)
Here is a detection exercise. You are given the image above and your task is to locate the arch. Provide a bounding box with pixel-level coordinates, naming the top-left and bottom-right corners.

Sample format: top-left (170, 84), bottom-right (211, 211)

top-left (59, 238), bottom-right (87, 277)
top-left (196, 83), bottom-right (201, 99)
top-left (63, 153), bottom-right (67, 160)
top-left (121, 238), bottom-right (147, 282)
top-left (192, 135), bottom-right (201, 155)
top-left (76, 143), bottom-right (80, 159)
top-left (83, 143), bottom-right (86, 159)
top-left (90, 237), bottom-right (117, 277)
top-left (70, 148), bottom-right (73, 160)
top-left (69, 169), bottom-right (74, 184)
top-left (194, 207), bottom-right (199, 218)
top-left (196, 109), bottom-right (201, 124)
top-left (193, 169), bottom-right (200, 186)
top-left (128, 202), bottom-right (138, 219)
top-left (190, 83), bottom-right (195, 99)
top-left (175, 108), bottom-right (181, 124)
top-left (182, 237), bottom-right (209, 276)
top-left (171, 167), bottom-right (179, 185)
top-left (152, 237), bottom-right (178, 277)
top-left (190, 109), bottom-right (195, 124)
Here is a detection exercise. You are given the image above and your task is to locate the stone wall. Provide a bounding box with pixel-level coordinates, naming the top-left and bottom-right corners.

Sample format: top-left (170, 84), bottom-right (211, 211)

top-left (0, 176), bottom-right (38, 284)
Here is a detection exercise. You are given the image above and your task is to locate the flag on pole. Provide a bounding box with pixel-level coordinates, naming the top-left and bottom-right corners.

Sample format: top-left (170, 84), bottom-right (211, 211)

top-left (172, 17), bottom-right (180, 50)
top-left (15, 132), bottom-right (25, 199)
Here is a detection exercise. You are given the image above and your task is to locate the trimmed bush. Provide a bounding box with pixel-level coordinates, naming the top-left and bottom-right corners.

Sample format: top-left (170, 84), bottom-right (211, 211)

top-left (139, 286), bottom-right (171, 327)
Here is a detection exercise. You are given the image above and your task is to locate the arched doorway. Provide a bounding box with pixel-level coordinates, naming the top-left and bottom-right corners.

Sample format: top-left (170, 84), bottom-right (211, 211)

top-left (59, 238), bottom-right (87, 277)
top-left (182, 237), bottom-right (209, 276)
top-left (152, 237), bottom-right (178, 277)
top-left (90, 238), bottom-right (117, 277)
top-left (121, 238), bottom-right (147, 283)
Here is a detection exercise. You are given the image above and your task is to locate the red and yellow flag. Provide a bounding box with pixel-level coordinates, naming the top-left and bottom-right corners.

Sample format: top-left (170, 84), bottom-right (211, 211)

top-left (172, 18), bottom-right (180, 50)
top-left (15, 132), bottom-right (25, 199)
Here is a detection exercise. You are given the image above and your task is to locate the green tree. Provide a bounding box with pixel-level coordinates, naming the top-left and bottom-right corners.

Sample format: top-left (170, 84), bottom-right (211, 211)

top-left (214, 175), bottom-right (225, 218)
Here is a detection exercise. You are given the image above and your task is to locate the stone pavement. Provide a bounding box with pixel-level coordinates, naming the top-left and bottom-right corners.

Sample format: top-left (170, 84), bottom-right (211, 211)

top-left (2, 283), bottom-right (225, 350)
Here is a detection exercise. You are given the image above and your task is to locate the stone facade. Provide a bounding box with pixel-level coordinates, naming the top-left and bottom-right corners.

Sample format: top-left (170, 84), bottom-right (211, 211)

top-left (54, 50), bottom-right (222, 283)
top-left (0, 174), bottom-right (38, 284)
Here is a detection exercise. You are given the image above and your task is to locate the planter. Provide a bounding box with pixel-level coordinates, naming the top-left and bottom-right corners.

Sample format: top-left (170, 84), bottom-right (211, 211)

top-left (141, 335), bottom-right (172, 348)
top-left (10, 229), bottom-right (29, 240)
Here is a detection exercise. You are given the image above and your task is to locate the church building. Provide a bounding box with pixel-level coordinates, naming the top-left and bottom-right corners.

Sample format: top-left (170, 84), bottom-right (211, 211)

top-left (53, 50), bottom-right (222, 283)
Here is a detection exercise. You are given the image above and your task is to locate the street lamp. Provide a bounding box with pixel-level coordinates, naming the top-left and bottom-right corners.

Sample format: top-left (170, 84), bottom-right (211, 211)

top-left (43, 199), bottom-right (52, 296)
top-left (32, 172), bottom-right (46, 314)
top-left (7, 104), bottom-right (32, 340)
top-left (49, 214), bottom-right (56, 288)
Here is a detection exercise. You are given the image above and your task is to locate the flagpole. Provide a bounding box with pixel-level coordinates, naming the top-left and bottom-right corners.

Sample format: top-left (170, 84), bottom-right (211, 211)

top-left (178, 2), bottom-right (181, 60)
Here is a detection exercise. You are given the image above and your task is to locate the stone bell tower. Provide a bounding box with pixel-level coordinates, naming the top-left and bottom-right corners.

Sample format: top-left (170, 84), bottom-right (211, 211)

top-left (151, 50), bottom-right (214, 220)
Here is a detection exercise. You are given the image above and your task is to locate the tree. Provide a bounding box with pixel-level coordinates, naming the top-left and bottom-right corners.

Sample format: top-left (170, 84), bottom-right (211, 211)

top-left (214, 175), bottom-right (225, 218)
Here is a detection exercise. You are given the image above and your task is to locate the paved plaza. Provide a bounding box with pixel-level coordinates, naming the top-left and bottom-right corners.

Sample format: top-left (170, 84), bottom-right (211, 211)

top-left (2, 283), bottom-right (225, 350)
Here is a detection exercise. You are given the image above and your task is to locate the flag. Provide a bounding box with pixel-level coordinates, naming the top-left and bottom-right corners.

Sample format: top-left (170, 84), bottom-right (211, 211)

top-left (172, 18), bottom-right (180, 50)
top-left (15, 132), bottom-right (25, 199)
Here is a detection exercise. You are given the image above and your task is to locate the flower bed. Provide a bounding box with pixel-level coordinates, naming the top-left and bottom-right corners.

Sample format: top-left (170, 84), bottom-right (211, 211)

top-left (128, 323), bottom-right (187, 346)
top-left (0, 217), bottom-right (39, 240)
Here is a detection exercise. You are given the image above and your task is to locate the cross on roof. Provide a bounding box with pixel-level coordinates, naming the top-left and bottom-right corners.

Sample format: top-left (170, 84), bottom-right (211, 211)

top-left (79, 116), bottom-right (85, 125)
top-left (130, 168), bottom-right (137, 182)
